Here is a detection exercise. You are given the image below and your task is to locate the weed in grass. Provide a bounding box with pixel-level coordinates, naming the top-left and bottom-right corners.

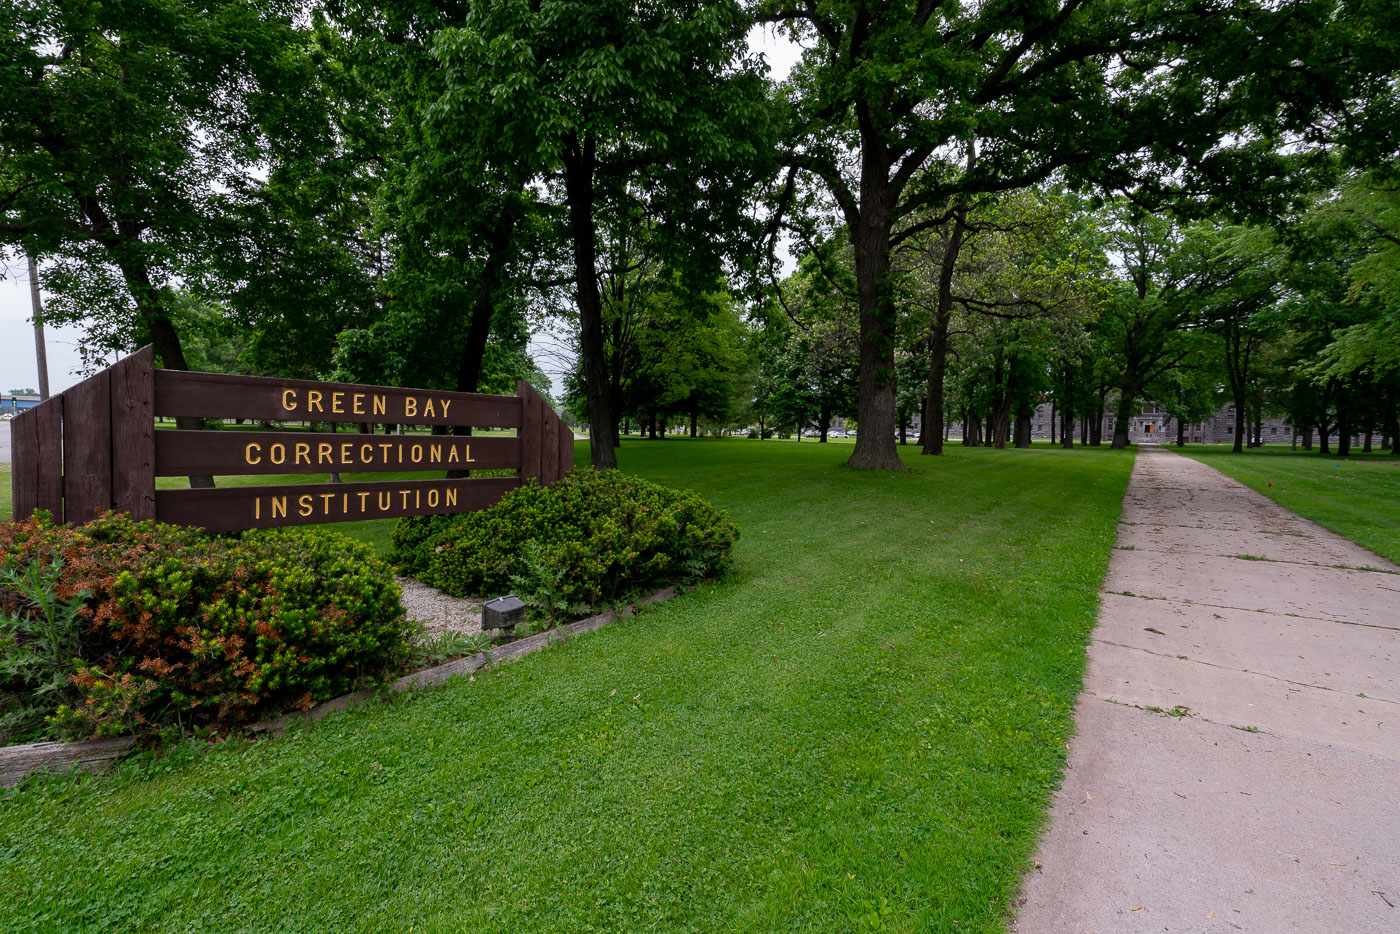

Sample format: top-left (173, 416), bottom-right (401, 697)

top-left (409, 629), bottom-right (493, 666)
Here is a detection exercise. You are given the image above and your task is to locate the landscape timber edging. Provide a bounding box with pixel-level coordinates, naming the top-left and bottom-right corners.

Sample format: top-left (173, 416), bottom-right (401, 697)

top-left (0, 586), bottom-right (679, 789)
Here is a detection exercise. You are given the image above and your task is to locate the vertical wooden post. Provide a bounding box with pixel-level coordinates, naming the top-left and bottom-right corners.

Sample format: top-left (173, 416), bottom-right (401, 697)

top-left (517, 381), bottom-right (543, 485)
top-left (11, 397), bottom-right (64, 523)
top-left (62, 369), bottom-right (113, 523)
top-left (110, 345), bottom-right (156, 519)
top-left (559, 415), bottom-right (574, 478)
top-left (541, 407), bottom-right (560, 486)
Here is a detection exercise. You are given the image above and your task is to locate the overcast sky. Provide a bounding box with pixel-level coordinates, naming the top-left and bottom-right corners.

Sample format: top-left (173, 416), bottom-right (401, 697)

top-left (0, 27), bottom-right (802, 399)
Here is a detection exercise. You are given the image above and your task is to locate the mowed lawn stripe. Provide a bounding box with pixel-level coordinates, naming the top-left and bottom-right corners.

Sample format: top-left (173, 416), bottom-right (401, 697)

top-left (1, 440), bottom-right (1133, 934)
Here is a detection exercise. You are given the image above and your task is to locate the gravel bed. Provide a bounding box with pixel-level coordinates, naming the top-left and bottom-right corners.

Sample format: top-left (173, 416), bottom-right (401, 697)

top-left (396, 576), bottom-right (484, 638)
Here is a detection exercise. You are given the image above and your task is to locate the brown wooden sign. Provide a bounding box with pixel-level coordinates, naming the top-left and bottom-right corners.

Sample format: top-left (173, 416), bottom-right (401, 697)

top-left (9, 346), bottom-right (574, 532)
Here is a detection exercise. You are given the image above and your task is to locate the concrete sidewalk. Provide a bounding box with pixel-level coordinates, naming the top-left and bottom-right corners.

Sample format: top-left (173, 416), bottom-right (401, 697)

top-left (1014, 445), bottom-right (1399, 933)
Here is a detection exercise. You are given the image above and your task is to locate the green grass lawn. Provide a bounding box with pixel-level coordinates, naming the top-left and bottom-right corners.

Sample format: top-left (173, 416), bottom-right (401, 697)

top-left (0, 462), bottom-right (10, 522)
top-left (1, 440), bottom-right (1133, 933)
top-left (1172, 443), bottom-right (1400, 564)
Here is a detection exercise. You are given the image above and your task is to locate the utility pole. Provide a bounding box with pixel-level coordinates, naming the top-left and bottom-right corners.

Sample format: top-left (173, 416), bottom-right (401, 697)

top-left (27, 253), bottom-right (50, 401)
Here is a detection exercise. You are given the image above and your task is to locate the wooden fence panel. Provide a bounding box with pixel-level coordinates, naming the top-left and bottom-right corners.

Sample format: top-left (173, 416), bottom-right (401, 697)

top-left (10, 397), bottom-right (63, 523)
top-left (541, 408), bottom-right (560, 486)
top-left (156, 476), bottom-right (521, 532)
top-left (155, 370), bottom-right (522, 428)
top-left (62, 371), bottom-right (112, 524)
top-left (518, 382), bottom-right (543, 484)
top-left (110, 346), bottom-right (156, 519)
top-left (9, 343), bottom-right (565, 533)
top-left (154, 431), bottom-right (521, 476)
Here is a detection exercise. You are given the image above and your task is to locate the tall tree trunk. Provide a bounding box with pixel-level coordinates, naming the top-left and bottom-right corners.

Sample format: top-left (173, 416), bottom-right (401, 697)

top-left (1232, 402), bottom-right (1246, 453)
top-left (563, 133), bottom-right (616, 469)
top-left (1061, 365), bottom-right (1075, 449)
top-left (921, 207), bottom-right (967, 457)
top-left (1111, 395), bottom-right (1134, 449)
top-left (1176, 416), bottom-right (1185, 447)
top-left (447, 213), bottom-right (517, 478)
top-left (847, 146), bottom-right (903, 470)
top-left (689, 412), bottom-right (698, 438)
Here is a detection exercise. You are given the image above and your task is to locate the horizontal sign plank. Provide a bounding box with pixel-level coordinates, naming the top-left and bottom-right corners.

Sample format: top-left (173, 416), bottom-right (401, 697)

top-left (155, 431), bottom-right (520, 476)
top-left (155, 477), bottom-right (520, 532)
top-left (154, 370), bottom-right (522, 428)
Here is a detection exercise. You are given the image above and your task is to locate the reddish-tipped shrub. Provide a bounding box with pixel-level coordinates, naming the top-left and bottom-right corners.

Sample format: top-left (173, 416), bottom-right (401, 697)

top-left (0, 513), bottom-right (410, 740)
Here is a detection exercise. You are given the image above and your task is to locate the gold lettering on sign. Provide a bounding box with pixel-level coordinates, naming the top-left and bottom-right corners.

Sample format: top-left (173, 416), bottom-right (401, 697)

top-left (361, 443), bottom-right (373, 463)
top-left (411, 443), bottom-right (423, 464)
top-left (298, 495), bottom-right (313, 517)
top-left (272, 496), bottom-right (287, 519)
top-left (271, 443), bottom-right (286, 465)
top-left (282, 390), bottom-right (297, 411)
top-left (404, 397), bottom-right (418, 418)
top-left (341, 442), bottom-right (353, 464)
top-left (423, 398), bottom-right (437, 418)
top-left (464, 444), bottom-right (474, 463)
top-left (353, 393), bottom-right (365, 415)
top-left (245, 443), bottom-right (261, 465)
top-left (373, 395), bottom-right (386, 416)
top-left (448, 446), bottom-right (459, 463)
top-left (430, 443), bottom-right (442, 464)
top-left (446, 487), bottom-right (458, 507)
top-left (255, 498), bottom-right (261, 520)
top-left (440, 399), bottom-right (452, 418)
top-left (379, 442), bottom-right (392, 461)
top-left (318, 442), bottom-right (332, 465)
top-left (358, 492), bottom-right (369, 511)
top-left (428, 488), bottom-right (439, 507)
top-left (308, 390), bottom-right (323, 413)
top-left (331, 392), bottom-right (345, 414)
top-left (295, 442), bottom-right (310, 465)
top-left (399, 489), bottom-right (412, 509)
top-left (378, 491), bottom-right (391, 511)
top-left (320, 493), bottom-right (335, 512)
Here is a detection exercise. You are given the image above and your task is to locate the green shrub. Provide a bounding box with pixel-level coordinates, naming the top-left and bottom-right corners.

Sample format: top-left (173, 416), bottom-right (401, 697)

top-left (0, 514), bottom-right (411, 740)
top-left (393, 469), bottom-right (738, 618)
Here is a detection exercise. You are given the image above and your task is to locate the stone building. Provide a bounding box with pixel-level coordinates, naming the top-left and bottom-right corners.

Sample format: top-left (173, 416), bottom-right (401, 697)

top-left (1026, 404), bottom-right (1296, 445)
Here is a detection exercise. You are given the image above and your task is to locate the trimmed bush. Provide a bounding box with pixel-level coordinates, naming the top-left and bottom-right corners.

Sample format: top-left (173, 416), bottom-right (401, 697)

top-left (0, 513), bottom-right (410, 740)
top-left (393, 469), bottom-right (738, 616)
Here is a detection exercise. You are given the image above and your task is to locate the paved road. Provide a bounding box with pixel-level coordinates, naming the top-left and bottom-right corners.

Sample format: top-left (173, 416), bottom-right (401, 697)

top-left (1014, 445), bottom-right (1399, 933)
top-left (0, 419), bottom-right (10, 464)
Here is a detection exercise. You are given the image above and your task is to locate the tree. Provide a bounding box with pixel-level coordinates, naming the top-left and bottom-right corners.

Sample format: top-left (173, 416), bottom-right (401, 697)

top-left (433, 0), bottom-right (771, 469)
top-left (1198, 227), bottom-right (1285, 452)
top-left (758, 0), bottom-right (1400, 469)
top-left (0, 0), bottom-right (319, 375)
top-left (894, 186), bottom-right (1105, 454)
